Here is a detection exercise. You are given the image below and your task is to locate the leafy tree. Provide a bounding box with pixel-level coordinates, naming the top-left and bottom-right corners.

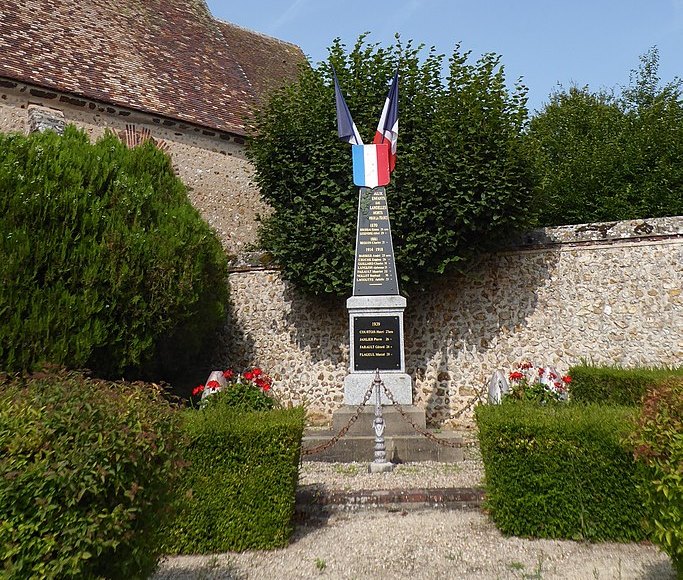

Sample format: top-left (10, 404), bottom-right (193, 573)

top-left (526, 48), bottom-right (683, 226)
top-left (248, 35), bottom-right (534, 296)
top-left (0, 126), bottom-right (229, 379)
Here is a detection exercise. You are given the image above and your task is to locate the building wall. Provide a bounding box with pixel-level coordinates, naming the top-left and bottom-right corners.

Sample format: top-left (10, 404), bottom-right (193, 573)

top-left (219, 217), bottom-right (682, 428)
top-left (0, 81), bottom-right (268, 256)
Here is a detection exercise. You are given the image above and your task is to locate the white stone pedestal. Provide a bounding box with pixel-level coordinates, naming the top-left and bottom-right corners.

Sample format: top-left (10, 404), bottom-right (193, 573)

top-left (344, 294), bottom-right (413, 405)
top-left (368, 461), bottom-right (395, 473)
top-left (343, 373), bottom-right (412, 405)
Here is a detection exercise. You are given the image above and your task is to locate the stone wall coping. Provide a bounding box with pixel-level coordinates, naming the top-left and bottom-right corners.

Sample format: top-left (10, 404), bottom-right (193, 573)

top-left (516, 215), bottom-right (683, 248)
top-left (227, 215), bottom-right (683, 273)
top-left (227, 251), bottom-right (278, 271)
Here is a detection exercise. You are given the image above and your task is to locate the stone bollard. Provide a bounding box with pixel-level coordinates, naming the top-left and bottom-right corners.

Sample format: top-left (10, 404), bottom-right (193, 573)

top-left (487, 370), bottom-right (509, 404)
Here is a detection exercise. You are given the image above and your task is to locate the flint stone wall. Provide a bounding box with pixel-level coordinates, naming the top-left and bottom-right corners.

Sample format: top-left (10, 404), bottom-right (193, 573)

top-left (219, 216), bottom-right (683, 428)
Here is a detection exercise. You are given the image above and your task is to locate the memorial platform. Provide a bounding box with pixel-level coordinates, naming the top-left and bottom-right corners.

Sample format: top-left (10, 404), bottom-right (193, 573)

top-left (302, 405), bottom-right (464, 463)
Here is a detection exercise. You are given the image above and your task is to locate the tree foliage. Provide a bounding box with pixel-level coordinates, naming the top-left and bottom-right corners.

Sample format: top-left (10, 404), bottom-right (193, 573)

top-left (526, 48), bottom-right (683, 226)
top-left (248, 35), bottom-right (533, 296)
top-left (0, 126), bottom-right (229, 379)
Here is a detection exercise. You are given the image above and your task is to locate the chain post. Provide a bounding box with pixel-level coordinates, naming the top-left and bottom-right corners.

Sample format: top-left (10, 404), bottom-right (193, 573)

top-left (368, 370), bottom-right (394, 473)
top-left (380, 380), bottom-right (469, 449)
top-left (301, 373), bottom-right (479, 457)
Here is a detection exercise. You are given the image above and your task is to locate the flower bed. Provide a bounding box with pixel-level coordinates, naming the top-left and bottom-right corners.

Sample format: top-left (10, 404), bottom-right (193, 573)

top-left (506, 361), bottom-right (571, 403)
top-left (192, 367), bottom-right (276, 412)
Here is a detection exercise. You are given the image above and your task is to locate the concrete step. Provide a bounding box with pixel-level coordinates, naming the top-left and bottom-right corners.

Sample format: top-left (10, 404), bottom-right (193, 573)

top-left (331, 405), bottom-right (427, 436)
top-left (301, 432), bottom-right (464, 463)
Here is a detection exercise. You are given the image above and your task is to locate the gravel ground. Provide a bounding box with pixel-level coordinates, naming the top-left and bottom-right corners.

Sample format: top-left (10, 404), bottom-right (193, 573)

top-left (154, 451), bottom-right (676, 580)
top-left (298, 448), bottom-right (485, 491)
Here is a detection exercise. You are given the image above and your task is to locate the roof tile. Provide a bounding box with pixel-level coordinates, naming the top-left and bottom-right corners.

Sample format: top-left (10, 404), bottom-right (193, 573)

top-left (0, 0), bottom-right (306, 135)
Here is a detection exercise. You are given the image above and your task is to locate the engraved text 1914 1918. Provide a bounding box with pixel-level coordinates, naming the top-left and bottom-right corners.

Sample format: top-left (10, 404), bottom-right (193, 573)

top-left (352, 187), bottom-right (399, 296)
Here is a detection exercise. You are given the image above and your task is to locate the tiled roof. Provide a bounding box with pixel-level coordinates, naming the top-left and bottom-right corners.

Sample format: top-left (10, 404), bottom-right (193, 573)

top-left (218, 21), bottom-right (305, 107)
top-left (0, 0), bottom-right (306, 135)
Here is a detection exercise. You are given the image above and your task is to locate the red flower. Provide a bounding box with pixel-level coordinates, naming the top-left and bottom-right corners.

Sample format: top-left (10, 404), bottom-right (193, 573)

top-left (243, 371), bottom-right (254, 380)
top-left (252, 368), bottom-right (262, 377)
top-left (562, 375), bottom-right (572, 384)
top-left (207, 380), bottom-right (220, 390)
top-left (223, 369), bottom-right (234, 380)
top-left (519, 361), bottom-right (533, 370)
top-left (538, 367), bottom-right (545, 376)
top-left (509, 371), bottom-right (524, 381)
top-left (261, 382), bottom-right (271, 392)
top-left (192, 385), bottom-right (205, 396)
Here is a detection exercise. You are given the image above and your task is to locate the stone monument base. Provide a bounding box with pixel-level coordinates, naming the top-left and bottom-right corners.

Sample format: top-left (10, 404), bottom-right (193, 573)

top-left (343, 372), bottom-right (412, 405)
top-left (302, 405), bottom-right (464, 463)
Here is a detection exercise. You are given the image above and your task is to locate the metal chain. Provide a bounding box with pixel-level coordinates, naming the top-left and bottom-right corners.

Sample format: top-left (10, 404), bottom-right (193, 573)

top-left (380, 379), bottom-right (465, 448)
top-left (301, 374), bottom-right (483, 456)
top-left (449, 389), bottom-right (486, 419)
top-left (300, 381), bottom-right (376, 456)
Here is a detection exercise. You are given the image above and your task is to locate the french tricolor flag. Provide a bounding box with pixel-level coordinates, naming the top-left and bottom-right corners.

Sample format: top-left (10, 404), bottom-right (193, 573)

top-left (333, 68), bottom-right (363, 145)
top-left (373, 70), bottom-right (399, 173)
top-left (352, 144), bottom-right (390, 188)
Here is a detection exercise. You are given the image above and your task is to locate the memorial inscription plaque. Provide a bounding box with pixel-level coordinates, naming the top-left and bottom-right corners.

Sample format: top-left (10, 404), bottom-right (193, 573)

top-left (353, 187), bottom-right (398, 296)
top-left (353, 315), bottom-right (401, 371)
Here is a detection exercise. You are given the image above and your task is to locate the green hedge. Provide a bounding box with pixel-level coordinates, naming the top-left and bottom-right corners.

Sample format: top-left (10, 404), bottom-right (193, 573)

top-left (0, 126), bottom-right (229, 380)
top-left (475, 403), bottom-right (647, 541)
top-left (0, 368), bottom-right (185, 579)
top-left (631, 378), bottom-right (683, 576)
top-left (569, 364), bottom-right (683, 406)
top-left (164, 404), bottom-right (305, 553)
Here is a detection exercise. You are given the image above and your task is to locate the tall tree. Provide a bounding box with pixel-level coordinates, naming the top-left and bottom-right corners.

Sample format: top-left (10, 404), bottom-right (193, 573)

top-left (0, 127), bottom-right (229, 379)
top-left (248, 35), bottom-right (534, 296)
top-left (526, 48), bottom-right (683, 226)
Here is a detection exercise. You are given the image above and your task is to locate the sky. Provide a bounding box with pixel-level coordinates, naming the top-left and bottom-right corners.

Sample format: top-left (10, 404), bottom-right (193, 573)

top-left (206, 0), bottom-right (683, 114)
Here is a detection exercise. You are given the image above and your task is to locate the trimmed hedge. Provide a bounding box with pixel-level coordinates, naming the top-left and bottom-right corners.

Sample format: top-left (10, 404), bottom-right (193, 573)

top-left (569, 364), bottom-right (683, 406)
top-left (475, 403), bottom-right (647, 541)
top-left (163, 404), bottom-right (305, 553)
top-left (0, 126), bottom-right (229, 380)
top-left (0, 368), bottom-right (185, 579)
top-left (631, 378), bottom-right (683, 577)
